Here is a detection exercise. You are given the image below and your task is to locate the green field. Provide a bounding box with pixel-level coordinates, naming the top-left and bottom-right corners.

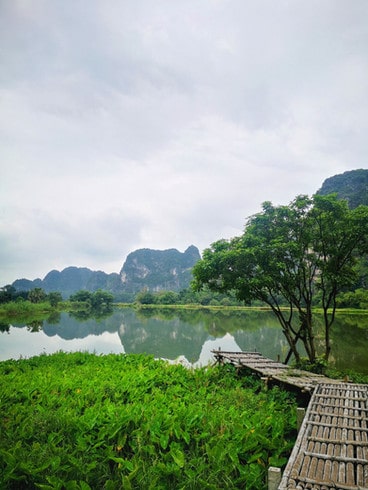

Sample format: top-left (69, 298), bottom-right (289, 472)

top-left (0, 352), bottom-right (297, 489)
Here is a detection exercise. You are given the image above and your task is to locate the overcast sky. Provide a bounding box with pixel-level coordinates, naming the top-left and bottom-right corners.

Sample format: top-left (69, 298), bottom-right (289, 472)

top-left (1, 0), bottom-right (367, 285)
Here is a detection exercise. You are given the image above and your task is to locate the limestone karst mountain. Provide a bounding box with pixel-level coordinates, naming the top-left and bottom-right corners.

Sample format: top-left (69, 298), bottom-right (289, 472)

top-left (11, 245), bottom-right (201, 298)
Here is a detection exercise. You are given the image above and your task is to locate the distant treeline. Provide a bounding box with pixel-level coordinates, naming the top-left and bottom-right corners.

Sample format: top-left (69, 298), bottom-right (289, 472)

top-left (1, 283), bottom-right (367, 309)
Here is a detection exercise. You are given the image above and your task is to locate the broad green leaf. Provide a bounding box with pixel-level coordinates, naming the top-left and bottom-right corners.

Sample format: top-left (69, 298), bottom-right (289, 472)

top-left (170, 446), bottom-right (185, 468)
top-left (160, 432), bottom-right (169, 449)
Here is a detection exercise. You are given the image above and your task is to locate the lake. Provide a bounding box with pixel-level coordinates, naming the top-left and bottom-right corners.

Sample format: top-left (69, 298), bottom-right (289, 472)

top-left (1, 308), bottom-right (368, 373)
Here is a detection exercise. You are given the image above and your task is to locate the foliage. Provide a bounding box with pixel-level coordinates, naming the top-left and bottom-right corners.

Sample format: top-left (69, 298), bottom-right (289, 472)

top-left (0, 286), bottom-right (17, 304)
top-left (192, 194), bottom-right (368, 365)
top-left (0, 301), bottom-right (56, 321)
top-left (134, 287), bottom-right (243, 307)
top-left (0, 287), bottom-right (63, 310)
top-left (135, 289), bottom-right (157, 305)
top-left (48, 292), bottom-right (63, 308)
top-left (0, 352), bottom-right (297, 489)
top-left (336, 288), bottom-right (368, 309)
top-left (0, 286), bottom-right (27, 304)
top-left (317, 169), bottom-right (368, 292)
top-left (28, 288), bottom-right (48, 304)
top-left (69, 290), bottom-right (114, 318)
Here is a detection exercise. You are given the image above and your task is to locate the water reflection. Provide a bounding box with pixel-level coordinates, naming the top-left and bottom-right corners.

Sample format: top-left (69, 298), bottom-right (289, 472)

top-left (1, 308), bottom-right (367, 374)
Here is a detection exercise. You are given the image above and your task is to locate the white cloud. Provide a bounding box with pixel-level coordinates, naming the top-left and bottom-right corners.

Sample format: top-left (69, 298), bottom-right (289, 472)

top-left (0, 0), bottom-right (367, 284)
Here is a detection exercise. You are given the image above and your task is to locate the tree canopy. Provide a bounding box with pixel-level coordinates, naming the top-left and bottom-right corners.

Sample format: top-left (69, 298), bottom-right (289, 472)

top-left (69, 289), bottom-right (114, 318)
top-left (193, 194), bottom-right (368, 366)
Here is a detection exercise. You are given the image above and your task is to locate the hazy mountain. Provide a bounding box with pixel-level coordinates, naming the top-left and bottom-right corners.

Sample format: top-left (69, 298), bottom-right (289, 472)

top-left (13, 267), bottom-right (121, 298)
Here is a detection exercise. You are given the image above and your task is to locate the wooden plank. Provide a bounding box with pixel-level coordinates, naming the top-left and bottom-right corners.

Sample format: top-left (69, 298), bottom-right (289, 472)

top-left (212, 350), bottom-right (344, 392)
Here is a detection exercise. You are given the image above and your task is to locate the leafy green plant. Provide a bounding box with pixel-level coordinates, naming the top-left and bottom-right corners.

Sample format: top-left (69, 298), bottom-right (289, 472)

top-left (0, 353), bottom-right (297, 489)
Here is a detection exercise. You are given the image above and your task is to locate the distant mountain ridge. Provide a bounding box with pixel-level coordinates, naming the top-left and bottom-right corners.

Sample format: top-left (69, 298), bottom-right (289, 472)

top-left (11, 245), bottom-right (201, 298)
top-left (12, 267), bottom-right (122, 298)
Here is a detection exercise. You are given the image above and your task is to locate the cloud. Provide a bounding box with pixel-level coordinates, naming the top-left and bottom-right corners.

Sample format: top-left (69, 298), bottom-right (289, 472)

top-left (0, 0), bottom-right (367, 284)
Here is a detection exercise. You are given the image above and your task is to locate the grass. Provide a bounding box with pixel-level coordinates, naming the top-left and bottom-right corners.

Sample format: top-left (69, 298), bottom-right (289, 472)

top-left (0, 352), bottom-right (297, 489)
top-left (0, 301), bottom-right (58, 322)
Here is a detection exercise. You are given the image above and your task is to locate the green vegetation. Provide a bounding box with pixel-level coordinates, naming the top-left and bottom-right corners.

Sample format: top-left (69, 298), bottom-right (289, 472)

top-left (336, 288), bottom-right (368, 309)
top-left (0, 300), bottom-right (57, 322)
top-left (0, 286), bottom-right (64, 321)
top-left (69, 290), bottom-right (114, 318)
top-left (134, 287), bottom-right (243, 307)
top-left (193, 194), bottom-right (368, 366)
top-left (0, 288), bottom-right (114, 322)
top-left (0, 352), bottom-right (296, 489)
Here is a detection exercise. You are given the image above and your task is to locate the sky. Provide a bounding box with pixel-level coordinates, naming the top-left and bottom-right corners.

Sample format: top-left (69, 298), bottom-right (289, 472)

top-left (1, 0), bottom-right (367, 285)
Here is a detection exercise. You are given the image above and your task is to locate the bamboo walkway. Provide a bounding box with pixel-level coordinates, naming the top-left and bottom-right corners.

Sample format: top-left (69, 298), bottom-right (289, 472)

top-left (212, 351), bottom-right (368, 490)
top-left (212, 350), bottom-right (342, 392)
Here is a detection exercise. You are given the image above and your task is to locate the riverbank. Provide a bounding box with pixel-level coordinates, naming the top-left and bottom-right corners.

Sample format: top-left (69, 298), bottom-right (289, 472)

top-left (1, 299), bottom-right (367, 319)
top-left (0, 300), bottom-right (58, 321)
top-left (0, 351), bottom-right (297, 489)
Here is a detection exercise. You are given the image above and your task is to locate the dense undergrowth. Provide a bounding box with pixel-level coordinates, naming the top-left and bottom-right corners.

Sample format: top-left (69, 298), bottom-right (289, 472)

top-left (0, 352), bottom-right (297, 489)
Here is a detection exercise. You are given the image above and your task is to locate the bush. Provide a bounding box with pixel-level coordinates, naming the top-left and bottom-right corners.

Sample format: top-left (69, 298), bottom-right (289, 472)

top-left (336, 288), bottom-right (368, 309)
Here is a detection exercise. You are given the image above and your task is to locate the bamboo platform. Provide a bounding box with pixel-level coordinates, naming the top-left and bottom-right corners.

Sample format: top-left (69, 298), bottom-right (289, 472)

top-left (212, 350), bottom-right (342, 393)
top-left (279, 382), bottom-right (368, 490)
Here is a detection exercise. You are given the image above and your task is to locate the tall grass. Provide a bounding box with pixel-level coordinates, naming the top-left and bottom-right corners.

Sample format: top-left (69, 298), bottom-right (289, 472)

top-left (0, 301), bottom-right (57, 321)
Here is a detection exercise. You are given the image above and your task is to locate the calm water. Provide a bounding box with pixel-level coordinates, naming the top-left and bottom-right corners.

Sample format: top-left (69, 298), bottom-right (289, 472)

top-left (1, 308), bottom-right (367, 373)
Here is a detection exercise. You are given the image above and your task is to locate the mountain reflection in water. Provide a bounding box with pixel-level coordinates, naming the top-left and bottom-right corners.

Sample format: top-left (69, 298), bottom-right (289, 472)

top-left (1, 308), bottom-right (367, 374)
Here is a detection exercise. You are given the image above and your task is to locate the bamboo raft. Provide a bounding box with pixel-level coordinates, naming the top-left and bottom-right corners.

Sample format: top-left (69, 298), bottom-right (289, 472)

top-left (212, 351), bottom-right (368, 490)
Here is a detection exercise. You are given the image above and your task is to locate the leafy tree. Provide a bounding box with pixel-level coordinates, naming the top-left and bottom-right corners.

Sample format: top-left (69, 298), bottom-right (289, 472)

top-left (69, 290), bottom-right (92, 303)
top-left (156, 291), bottom-right (179, 305)
top-left (28, 287), bottom-right (47, 304)
top-left (48, 291), bottom-right (63, 308)
top-left (135, 289), bottom-right (157, 305)
top-left (0, 285), bottom-right (16, 303)
top-left (193, 194), bottom-right (368, 366)
top-left (90, 290), bottom-right (114, 311)
top-left (69, 290), bottom-right (114, 318)
top-left (336, 288), bottom-right (368, 309)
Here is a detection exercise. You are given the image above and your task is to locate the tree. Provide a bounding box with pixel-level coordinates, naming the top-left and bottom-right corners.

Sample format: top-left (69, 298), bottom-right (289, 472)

top-left (48, 292), bottom-right (63, 308)
top-left (156, 291), bottom-right (179, 305)
top-left (135, 289), bottom-right (156, 305)
top-left (192, 194), bottom-right (368, 366)
top-left (69, 290), bottom-right (92, 303)
top-left (69, 290), bottom-right (114, 318)
top-left (0, 285), bottom-right (16, 303)
top-left (90, 290), bottom-right (114, 311)
top-left (28, 287), bottom-right (47, 304)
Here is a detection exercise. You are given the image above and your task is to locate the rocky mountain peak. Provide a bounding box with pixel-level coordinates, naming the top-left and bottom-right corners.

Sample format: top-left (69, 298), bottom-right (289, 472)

top-left (119, 245), bottom-right (200, 293)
